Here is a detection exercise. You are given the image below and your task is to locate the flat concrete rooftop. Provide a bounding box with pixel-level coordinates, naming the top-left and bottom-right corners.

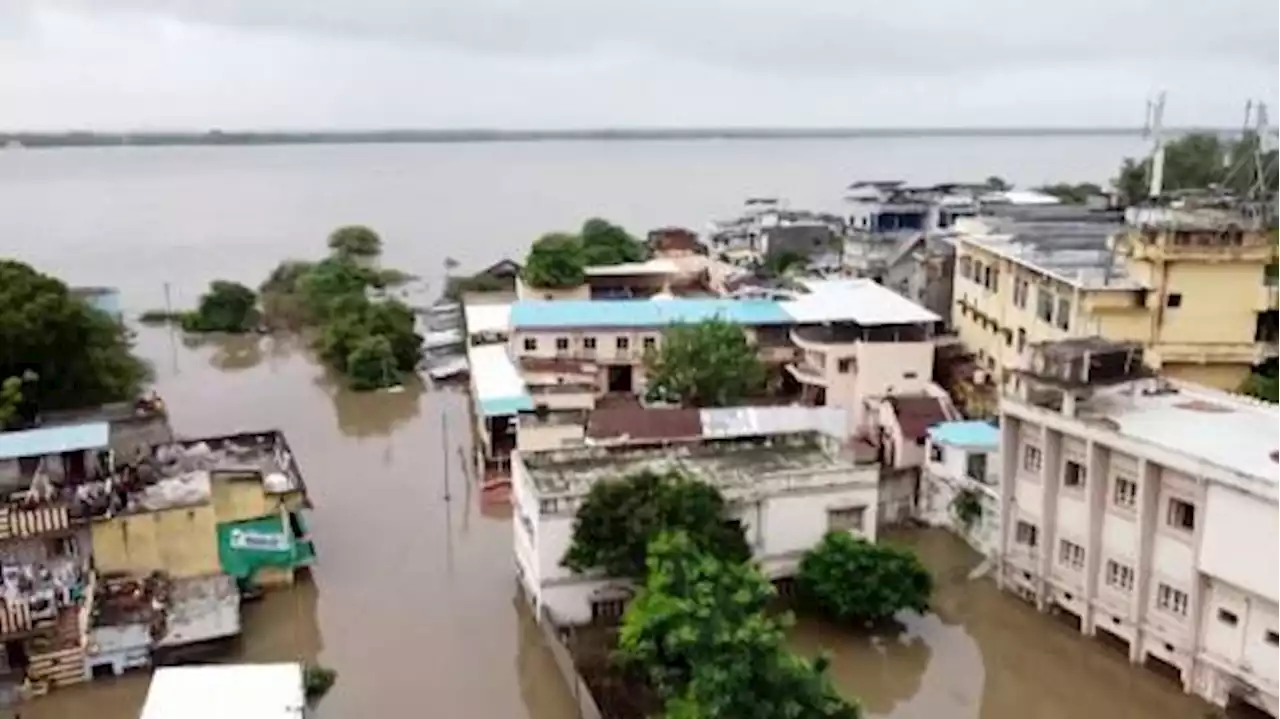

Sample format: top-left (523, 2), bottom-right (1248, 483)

top-left (1062, 381), bottom-right (1279, 484)
top-left (960, 217), bottom-right (1137, 289)
top-left (522, 433), bottom-right (864, 496)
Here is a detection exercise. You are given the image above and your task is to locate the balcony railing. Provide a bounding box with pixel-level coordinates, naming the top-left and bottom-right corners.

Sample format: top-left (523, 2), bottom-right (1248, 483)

top-left (785, 362), bottom-right (826, 386)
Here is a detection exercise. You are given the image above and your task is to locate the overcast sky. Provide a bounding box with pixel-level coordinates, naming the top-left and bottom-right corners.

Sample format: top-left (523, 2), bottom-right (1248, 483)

top-left (2, 0), bottom-right (1276, 130)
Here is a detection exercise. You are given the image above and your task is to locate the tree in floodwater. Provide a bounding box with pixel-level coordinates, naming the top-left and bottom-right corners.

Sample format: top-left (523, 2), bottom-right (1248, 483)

top-left (797, 531), bottom-right (932, 626)
top-left (0, 260), bottom-right (150, 415)
top-left (643, 318), bottom-right (766, 407)
top-left (618, 531), bottom-right (860, 719)
top-left (522, 232), bottom-right (588, 289)
top-left (326, 225), bottom-right (383, 258)
top-left (579, 217), bottom-right (646, 266)
top-left (181, 280), bottom-right (259, 333)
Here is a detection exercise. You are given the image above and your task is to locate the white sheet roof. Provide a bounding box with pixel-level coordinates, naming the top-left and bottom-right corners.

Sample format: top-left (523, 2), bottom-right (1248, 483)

top-left (139, 663), bottom-right (304, 719)
top-left (781, 278), bottom-right (940, 326)
top-left (463, 302), bottom-right (512, 335)
top-left (468, 343), bottom-right (533, 416)
top-left (584, 259), bottom-right (681, 276)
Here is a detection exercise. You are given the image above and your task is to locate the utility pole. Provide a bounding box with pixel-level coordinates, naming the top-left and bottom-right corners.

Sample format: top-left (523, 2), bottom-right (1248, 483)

top-left (441, 408), bottom-right (452, 502)
top-left (1147, 91), bottom-right (1168, 200)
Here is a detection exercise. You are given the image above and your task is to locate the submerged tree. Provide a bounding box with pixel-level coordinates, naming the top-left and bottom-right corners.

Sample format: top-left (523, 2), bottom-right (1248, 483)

top-left (579, 217), bottom-right (646, 266)
top-left (619, 532), bottom-right (860, 719)
top-left (0, 260), bottom-right (150, 413)
top-left (797, 532), bottom-right (932, 626)
top-left (643, 318), bottom-right (766, 407)
top-left (562, 470), bottom-right (749, 580)
top-left (327, 225), bottom-right (383, 258)
top-left (181, 280), bottom-right (259, 333)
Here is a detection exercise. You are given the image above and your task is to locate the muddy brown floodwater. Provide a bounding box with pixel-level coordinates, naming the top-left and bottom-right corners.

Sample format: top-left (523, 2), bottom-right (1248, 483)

top-left (23, 329), bottom-right (1211, 719)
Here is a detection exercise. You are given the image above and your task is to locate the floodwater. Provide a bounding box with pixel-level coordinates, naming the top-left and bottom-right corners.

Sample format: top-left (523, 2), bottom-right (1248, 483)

top-left (23, 333), bottom-right (1213, 719)
top-left (1, 137), bottom-right (1207, 718)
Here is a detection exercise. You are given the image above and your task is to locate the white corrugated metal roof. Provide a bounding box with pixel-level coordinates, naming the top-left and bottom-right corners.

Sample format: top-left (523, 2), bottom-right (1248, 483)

top-left (139, 663), bottom-right (305, 719)
top-left (467, 344), bottom-right (533, 416)
top-left (463, 302), bottom-right (512, 335)
top-left (584, 259), bottom-right (680, 276)
top-left (781, 279), bottom-right (940, 326)
top-left (699, 406), bottom-right (848, 439)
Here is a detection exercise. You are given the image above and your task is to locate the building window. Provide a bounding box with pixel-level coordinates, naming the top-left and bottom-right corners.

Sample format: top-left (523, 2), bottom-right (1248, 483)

top-left (990, 268), bottom-right (1000, 293)
top-left (827, 506), bottom-right (866, 532)
top-left (1015, 521), bottom-right (1039, 548)
top-left (1167, 498), bottom-right (1196, 532)
top-left (1013, 278), bottom-right (1029, 308)
top-left (1105, 560), bottom-right (1135, 592)
top-left (642, 336), bottom-right (656, 350)
top-left (523, 337), bottom-right (537, 351)
top-left (1166, 293), bottom-right (1183, 308)
top-left (973, 261), bottom-right (984, 285)
top-left (1055, 297), bottom-right (1071, 331)
top-left (1023, 444), bottom-right (1043, 472)
top-left (1016, 328), bottom-right (1026, 352)
top-left (1266, 630), bottom-right (1279, 647)
top-left (1058, 540), bottom-right (1085, 570)
top-left (1217, 609), bottom-right (1239, 626)
top-left (1113, 476), bottom-right (1137, 509)
top-left (837, 358), bottom-right (853, 374)
top-left (1157, 584), bottom-right (1189, 616)
top-left (583, 336), bottom-right (597, 350)
top-left (555, 337), bottom-right (570, 351)
top-left (1062, 460), bottom-right (1086, 489)
top-left (591, 597), bottom-right (628, 622)
top-left (616, 337), bottom-right (630, 351)
top-left (959, 256), bottom-right (972, 279)
top-left (1036, 287), bottom-right (1054, 323)
top-left (929, 444), bottom-right (944, 463)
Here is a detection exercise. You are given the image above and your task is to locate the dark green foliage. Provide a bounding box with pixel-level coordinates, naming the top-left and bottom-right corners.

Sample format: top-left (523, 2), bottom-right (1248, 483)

top-left (298, 257), bottom-right (381, 322)
top-left (1036, 182), bottom-right (1104, 205)
top-left (1113, 132), bottom-right (1279, 205)
top-left (562, 470), bottom-right (750, 580)
top-left (619, 532), bottom-right (860, 719)
top-left (304, 663), bottom-right (337, 703)
top-left (950, 488), bottom-right (984, 530)
top-left (760, 250), bottom-right (808, 278)
top-left (798, 532), bottom-right (932, 626)
top-left (327, 225), bottom-right (383, 258)
top-left (643, 319), bottom-right (766, 407)
top-left (522, 218), bottom-right (645, 288)
top-left (1242, 372), bottom-right (1278, 403)
top-left (580, 217), bottom-right (646, 266)
top-left (0, 375), bottom-right (25, 430)
top-left (181, 281), bottom-right (259, 333)
top-left (523, 232), bottom-right (588, 289)
top-left (443, 272), bottom-right (514, 301)
top-left (0, 260), bottom-right (150, 414)
top-left (983, 176), bottom-right (1012, 191)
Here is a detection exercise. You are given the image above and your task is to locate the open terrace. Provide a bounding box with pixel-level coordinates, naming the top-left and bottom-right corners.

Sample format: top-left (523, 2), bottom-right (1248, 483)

top-left (521, 432), bottom-right (867, 503)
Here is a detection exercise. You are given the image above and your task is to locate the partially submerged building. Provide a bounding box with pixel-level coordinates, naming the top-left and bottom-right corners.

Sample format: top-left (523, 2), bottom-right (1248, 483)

top-left (513, 427), bottom-right (879, 625)
top-left (918, 420), bottom-right (1001, 555)
top-left (997, 338), bottom-right (1278, 717)
top-left (138, 662), bottom-right (306, 719)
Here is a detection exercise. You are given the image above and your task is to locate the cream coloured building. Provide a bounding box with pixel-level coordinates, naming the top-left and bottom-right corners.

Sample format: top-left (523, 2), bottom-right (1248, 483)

top-left (951, 205), bottom-right (1278, 392)
top-left (997, 338), bottom-right (1278, 717)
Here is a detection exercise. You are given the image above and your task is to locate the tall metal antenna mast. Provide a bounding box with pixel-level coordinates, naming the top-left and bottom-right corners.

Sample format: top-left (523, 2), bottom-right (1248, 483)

top-left (1147, 92), bottom-right (1168, 199)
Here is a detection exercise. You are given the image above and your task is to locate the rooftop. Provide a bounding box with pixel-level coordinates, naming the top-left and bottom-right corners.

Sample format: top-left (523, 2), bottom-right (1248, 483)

top-left (780, 278), bottom-right (941, 326)
top-left (462, 301), bottom-right (512, 336)
top-left (522, 433), bottom-right (863, 497)
top-left (957, 216), bottom-right (1136, 289)
top-left (139, 662), bottom-right (304, 719)
top-left (928, 420), bottom-right (999, 449)
top-left (886, 395), bottom-right (953, 441)
top-left (1042, 380), bottom-right (1280, 485)
top-left (469, 343), bottom-right (533, 417)
top-left (155, 573), bottom-right (241, 648)
top-left (586, 405), bottom-right (850, 444)
top-left (509, 298), bottom-right (794, 330)
top-left (584, 258), bottom-right (682, 276)
top-left (0, 421), bottom-right (110, 461)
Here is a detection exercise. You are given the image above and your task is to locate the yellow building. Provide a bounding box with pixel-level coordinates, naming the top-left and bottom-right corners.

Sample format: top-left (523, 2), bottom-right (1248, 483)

top-left (951, 206), bottom-right (1278, 392)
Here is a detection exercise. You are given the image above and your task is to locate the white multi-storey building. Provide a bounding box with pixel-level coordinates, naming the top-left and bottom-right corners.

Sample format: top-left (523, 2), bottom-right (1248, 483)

top-left (997, 337), bottom-right (1279, 717)
top-left (512, 426), bottom-right (879, 626)
top-left (919, 420), bottom-right (1001, 555)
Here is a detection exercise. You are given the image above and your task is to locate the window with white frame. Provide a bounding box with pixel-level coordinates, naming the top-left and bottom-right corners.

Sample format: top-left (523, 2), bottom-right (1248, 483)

top-left (1036, 287), bottom-right (1054, 323)
top-left (1063, 460), bottom-right (1086, 489)
top-left (1113, 475), bottom-right (1137, 509)
top-left (1013, 278), bottom-right (1029, 308)
top-left (1105, 560), bottom-right (1134, 592)
top-left (555, 337), bottom-right (570, 351)
top-left (1015, 520), bottom-right (1039, 548)
top-left (1058, 539), bottom-right (1085, 570)
top-left (1166, 498), bottom-right (1196, 532)
top-left (1023, 444), bottom-right (1043, 473)
top-left (523, 337), bottom-right (538, 351)
top-left (1055, 296), bottom-right (1071, 331)
top-left (827, 506), bottom-right (866, 532)
top-left (1157, 583), bottom-right (1189, 616)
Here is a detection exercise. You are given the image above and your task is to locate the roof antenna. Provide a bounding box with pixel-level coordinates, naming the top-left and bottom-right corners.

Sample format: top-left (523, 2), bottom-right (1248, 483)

top-left (1147, 92), bottom-right (1168, 200)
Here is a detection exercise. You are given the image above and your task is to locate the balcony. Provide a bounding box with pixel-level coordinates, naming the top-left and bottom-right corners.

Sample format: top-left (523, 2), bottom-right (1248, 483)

top-left (791, 323), bottom-right (931, 349)
top-left (785, 361), bottom-right (826, 386)
top-left (527, 383), bottom-right (597, 411)
top-left (1153, 341), bottom-right (1262, 366)
top-left (1259, 284), bottom-right (1279, 312)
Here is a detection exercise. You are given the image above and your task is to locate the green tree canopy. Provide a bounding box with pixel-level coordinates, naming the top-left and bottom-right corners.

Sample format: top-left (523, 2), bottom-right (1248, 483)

top-left (579, 217), bottom-right (646, 266)
top-left (619, 531), bottom-right (859, 719)
top-left (327, 225), bottom-right (383, 258)
top-left (181, 280), bottom-right (259, 333)
top-left (644, 318), bottom-right (766, 407)
top-left (983, 176), bottom-right (1012, 191)
top-left (522, 232), bottom-right (587, 289)
top-left (562, 470), bottom-right (749, 580)
top-left (1113, 131), bottom-right (1279, 205)
top-left (797, 532), bottom-right (932, 626)
top-left (0, 260), bottom-right (150, 414)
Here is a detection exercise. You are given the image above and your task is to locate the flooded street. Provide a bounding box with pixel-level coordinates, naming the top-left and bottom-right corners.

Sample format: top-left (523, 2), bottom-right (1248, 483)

top-left (19, 331), bottom-right (1214, 718)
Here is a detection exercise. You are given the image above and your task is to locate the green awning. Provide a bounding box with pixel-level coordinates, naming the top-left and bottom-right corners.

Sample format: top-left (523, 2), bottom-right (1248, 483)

top-left (217, 513), bottom-right (311, 581)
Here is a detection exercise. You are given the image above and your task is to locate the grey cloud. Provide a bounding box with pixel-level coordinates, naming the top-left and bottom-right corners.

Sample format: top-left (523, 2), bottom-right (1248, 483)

top-left (35, 0), bottom-right (1280, 77)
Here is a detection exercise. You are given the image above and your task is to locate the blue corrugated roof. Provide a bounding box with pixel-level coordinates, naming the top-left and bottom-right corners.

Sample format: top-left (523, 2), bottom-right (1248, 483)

top-left (480, 395), bottom-right (536, 417)
top-left (509, 299), bottom-right (793, 330)
top-left (0, 422), bottom-right (111, 460)
top-left (927, 420), bottom-right (999, 449)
